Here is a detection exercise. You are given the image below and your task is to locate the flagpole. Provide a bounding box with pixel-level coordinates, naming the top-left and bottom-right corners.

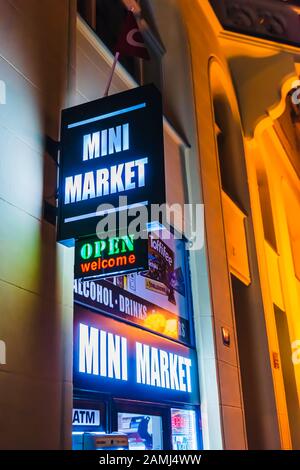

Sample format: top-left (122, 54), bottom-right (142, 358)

top-left (103, 51), bottom-right (120, 97)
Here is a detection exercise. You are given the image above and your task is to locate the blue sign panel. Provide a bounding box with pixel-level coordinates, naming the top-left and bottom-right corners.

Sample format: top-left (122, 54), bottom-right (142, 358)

top-left (73, 305), bottom-right (200, 405)
top-left (57, 85), bottom-right (165, 244)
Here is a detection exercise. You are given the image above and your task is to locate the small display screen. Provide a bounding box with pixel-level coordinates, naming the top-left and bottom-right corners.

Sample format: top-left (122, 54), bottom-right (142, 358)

top-left (118, 412), bottom-right (163, 450)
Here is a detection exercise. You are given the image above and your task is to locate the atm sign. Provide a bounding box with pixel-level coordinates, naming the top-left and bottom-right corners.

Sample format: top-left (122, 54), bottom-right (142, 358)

top-left (72, 409), bottom-right (100, 426)
top-left (74, 234), bottom-right (148, 279)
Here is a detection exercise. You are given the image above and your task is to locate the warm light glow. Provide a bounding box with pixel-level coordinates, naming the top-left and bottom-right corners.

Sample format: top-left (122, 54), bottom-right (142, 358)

top-left (144, 313), bottom-right (179, 340)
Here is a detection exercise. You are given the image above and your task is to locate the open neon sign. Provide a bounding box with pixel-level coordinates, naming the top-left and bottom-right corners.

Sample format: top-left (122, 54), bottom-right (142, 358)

top-left (74, 234), bottom-right (148, 279)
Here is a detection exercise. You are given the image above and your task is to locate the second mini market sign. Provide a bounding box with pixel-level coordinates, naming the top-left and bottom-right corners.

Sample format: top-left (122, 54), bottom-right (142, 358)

top-left (57, 84), bottom-right (165, 244)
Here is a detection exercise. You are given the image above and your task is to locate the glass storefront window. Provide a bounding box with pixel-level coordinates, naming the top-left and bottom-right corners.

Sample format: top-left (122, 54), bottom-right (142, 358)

top-left (118, 413), bottom-right (163, 450)
top-left (171, 409), bottom-right (198, 450)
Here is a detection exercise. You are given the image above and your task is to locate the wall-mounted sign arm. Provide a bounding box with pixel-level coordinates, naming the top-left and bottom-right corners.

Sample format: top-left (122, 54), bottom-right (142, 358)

top-left (45, 134), bottom-right (61, 166)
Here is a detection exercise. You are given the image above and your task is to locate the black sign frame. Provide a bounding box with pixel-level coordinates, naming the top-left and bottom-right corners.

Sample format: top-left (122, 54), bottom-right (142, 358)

top-left (57, 84), bottom-right (165, 245)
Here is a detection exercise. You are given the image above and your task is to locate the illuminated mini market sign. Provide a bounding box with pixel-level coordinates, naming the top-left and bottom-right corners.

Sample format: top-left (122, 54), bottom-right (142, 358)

top-left (57, 85), bottom-right (165, 244)
top-left (74, 234), bottom-right (148, 279)
top-left (74, 306), bottom-right (199, 404)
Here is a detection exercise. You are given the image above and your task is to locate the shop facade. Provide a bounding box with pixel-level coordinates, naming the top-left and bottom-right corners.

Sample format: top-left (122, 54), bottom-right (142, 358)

top-left (71, 228), bottom-right (202, 450)
top-left (72, 285), bottom-right (201, 450)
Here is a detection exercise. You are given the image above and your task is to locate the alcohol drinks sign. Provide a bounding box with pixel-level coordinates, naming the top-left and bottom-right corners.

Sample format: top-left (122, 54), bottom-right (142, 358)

top-left (57, 85), bottom-right (165, 244)
top-left (74, 278), bottom-right (191, 345)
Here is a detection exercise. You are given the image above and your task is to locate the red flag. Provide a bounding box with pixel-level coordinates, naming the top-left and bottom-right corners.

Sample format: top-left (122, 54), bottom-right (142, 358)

top-left (115, 11), bottom-right (150, 60)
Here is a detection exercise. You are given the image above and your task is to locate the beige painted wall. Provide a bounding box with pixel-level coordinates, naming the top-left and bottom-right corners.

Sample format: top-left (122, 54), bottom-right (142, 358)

top-left (0, 0), bottom-right (74, 450)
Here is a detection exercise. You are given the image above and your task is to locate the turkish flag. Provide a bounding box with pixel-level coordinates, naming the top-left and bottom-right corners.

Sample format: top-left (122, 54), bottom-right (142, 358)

top-left (115, 11), bottom-right (150, 60)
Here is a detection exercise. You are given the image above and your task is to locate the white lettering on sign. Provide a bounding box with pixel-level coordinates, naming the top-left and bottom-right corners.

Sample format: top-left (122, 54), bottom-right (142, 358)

top-left (74, 279), bottom-right (114, 306)
top-left (72, 409), bottom-right (100, 426)
top-left (79, 323), bottom-right (128, 380)
top-left (78, 323), bottom-right (193, 394)
top-left (150, 237), bottom-right (173, 267)
top-left (0, 340), bottom-right (6, 365)
top-left (64, 158), bottom-right (148, 204)
top-left (73, 279), bottom-right (147, 320)
top-left (83, 124), bottom-right (129, 161)
top-left (136, 342), bottom-right (192, 392)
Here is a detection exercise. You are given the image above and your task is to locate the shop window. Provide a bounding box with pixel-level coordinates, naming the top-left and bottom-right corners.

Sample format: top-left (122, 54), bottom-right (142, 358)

top-left (77, 0), bottom-right (163, 88)
top-left (213, 95), bottom-right (245, 209)
top-left (171, 408), bottom-right (198, 450)
top-left (256, 165), bottom-right (277, 251)
top-left (78, 0), bottom-right (96, 28)
top-left (136, 0), bottom-right (164, 90)
top-left (274, 92), bottom-right (300, 179)
top-left (289, 228), bottom-right (300, 281)
top-left (274, 305), bottom-right (300, 448)
top-left (95, 0), bottom-right (138, 80)
top-left (230, 274), bottom-right (270, 449)
top-left (282, 180), bottom-right (300, 280)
